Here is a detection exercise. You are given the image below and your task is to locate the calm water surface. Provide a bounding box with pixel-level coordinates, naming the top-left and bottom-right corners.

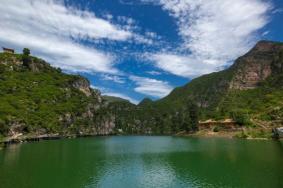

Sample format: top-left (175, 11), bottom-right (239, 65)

top-left (0, 136), bottom-right (283, 188)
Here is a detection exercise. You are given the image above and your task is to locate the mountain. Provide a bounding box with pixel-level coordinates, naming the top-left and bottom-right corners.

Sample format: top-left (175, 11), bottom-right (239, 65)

top-left (156, 40), bottom-right (283, 118)
top-left (0, 52), bottom-right (115, 139)
top-left (102, 95), bottom-right (131, 103)
top-left (112, 41), bottom-right (283, 135)
top-left (138, 98), bottom-right (153, 107)
top-left (1, 40), bottom-right (283, 140)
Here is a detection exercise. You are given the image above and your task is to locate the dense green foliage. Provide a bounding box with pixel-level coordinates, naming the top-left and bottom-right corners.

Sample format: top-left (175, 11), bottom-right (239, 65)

top-left (111, 41), bottom-right (283, 134)
top-left (22, 48), bottom-right (31, 67)
top-left (102, 95), bottom-right (130, 103)
top-left (0, 52), bottom-right (107, 137)
top-left (108, 98), bottom-right (199, 134)
top-left (1, 41), bottom-right (282, 137)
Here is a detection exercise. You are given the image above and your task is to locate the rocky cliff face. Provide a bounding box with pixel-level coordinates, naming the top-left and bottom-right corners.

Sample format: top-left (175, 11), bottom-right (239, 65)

top-left (71, 76), bottom-right (93, 97)
top-left (1, 41), bottom-right (283, 138)
top-left (0, 53), bottom-right (116, 138)
top-left (111, 41), bottom-right (283, 135)
top-left (229, 41), bottom-right (283, 90)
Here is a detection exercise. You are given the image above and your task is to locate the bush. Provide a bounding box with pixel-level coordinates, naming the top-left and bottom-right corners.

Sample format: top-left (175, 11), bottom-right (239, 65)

top-left (22, 48), bottom-right (31, 67)
top-left (235, 131), bottom-right (248, 138)
top-left (0, 64), bottom-right (5, 73)
top-left (0, 118), bottom-right (9, 135)
top-left (213, 126), bottom-right (220, 132)
top-left (230, 110), bottom-right (252, 126)
top-left (23, 48), bottom-right (30, 56)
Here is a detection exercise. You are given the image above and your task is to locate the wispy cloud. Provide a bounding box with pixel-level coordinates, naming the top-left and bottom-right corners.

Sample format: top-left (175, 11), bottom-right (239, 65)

top-left (145, 0), bottom-right (271, 77)
top-left (146, 70), bottom-right (162, 75)
top-left (130, 76), bottom-right (173, 98)
top-left (272, 8), bottom-right (283, 14)
top-left (0, 0), bottom-right (275, 101)
top-left (148, 53), bottom-right (216, 77)
top-left (0, 0), bottom-right (139, 74)
top-left (101, 74), bottom-right (125, 84)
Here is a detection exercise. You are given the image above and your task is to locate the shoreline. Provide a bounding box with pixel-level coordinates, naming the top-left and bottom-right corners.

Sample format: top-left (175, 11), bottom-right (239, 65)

top-left (0, 133), bottom-right (117, 148)
top-left (174, 129), bottom-right (280, 141)
top-left (1, 131), bottom-right (280, 149)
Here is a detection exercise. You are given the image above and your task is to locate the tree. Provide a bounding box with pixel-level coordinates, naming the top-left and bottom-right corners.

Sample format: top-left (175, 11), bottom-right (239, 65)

top-left (23, 48), bottom-right (30, 56)
top-left (230, 110), bottom-right (251, 126)
top-left (171, 112), bottom-right (181, 133)
top-left (182, 111), bottom-right (191, 132)
top-left (188, 101), bottom-right (199, 132)
top-left (161, 113), bottom-right (171, 134)
top-left (22, 48), bottom-right (31, 67)
top-left (0, 118), bottom-right (9, 136)
top-left (0, 64), bottom-right (5, 73)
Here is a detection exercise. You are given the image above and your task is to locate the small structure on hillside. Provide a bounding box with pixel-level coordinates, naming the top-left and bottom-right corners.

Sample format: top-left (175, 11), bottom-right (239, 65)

top-left (2, 47), bottom-right (15, 54)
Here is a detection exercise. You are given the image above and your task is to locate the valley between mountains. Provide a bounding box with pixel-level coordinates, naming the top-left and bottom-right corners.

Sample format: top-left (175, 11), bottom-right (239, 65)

top-left (1, 40), bottom-right (283, 143)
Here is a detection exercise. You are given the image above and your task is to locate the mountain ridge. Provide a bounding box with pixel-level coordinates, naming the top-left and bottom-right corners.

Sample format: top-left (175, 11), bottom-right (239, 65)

top-left (152, 40), bottom-right (283, 111)
top-left (110, 40), bottom-right (283, 135)
top-left (0, 52), bottom-right (116, 139)
top-left (1, 40), bottom-right (283, 140)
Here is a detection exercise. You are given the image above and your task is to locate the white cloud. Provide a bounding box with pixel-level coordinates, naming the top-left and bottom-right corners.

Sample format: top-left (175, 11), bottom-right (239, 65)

top-left (148, 53), bottom-right (216, 77)
top-left (272, 8), bottom-right (283, 14)
top-left (90, 85), bottom-right (107, 92)
top-left (146, 0), bottom-right (271, 77)
top-left (262, 31), bottom-right (270, 36)
top-left (117, 16), bottom-right (135, 26)
top-left (147, 70), bottom-right (162, 75)
top-left (130, 76), bottom-right (173, 98)
top-left (2, 0), bottom-right (132, 41)
top-left (0, 0), bottom-right (135, 74)
top-left (103, 92), bottom-right (139, 104)
top-left (101, 74), bottom-right (125, 84)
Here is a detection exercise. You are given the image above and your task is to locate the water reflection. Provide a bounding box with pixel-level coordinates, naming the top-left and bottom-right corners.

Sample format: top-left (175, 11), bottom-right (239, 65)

top-left (1, 144), bottom-right (22, 166)
top-left (85, 137), bottom-right (183, 187)
top-left (0, 137), bottom-right (283, 188)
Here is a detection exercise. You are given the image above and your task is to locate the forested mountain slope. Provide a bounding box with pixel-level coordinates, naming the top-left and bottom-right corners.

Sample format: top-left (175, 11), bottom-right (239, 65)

top-left (1, 41), bottom-right (283, 139)
top-left (111, 41), bottom-right (283, 134)
top-left (0, 52), bottom-right (115, 138)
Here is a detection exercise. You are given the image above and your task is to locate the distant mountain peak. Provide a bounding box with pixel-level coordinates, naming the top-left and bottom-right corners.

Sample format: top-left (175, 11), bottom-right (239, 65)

top-left (139, 98), bottom-right (153, 106)
top-left (249, 40), bottom-right (283, 54)
top-left (230, 40), bottom-right (283, 90)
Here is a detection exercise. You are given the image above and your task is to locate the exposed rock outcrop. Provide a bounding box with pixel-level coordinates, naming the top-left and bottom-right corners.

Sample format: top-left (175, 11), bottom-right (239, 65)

top-left (0, 52), bottom-right (116, 138)
top-left (230, 41), bottom-right (283, 90)
top-left (71, 76), bottom-right (92, 97)
top-left (111, 41), bottom-right (283, 135)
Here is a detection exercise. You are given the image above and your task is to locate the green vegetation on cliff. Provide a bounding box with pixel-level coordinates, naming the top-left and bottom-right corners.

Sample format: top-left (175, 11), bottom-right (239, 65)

top-left (1, 41), bottom-right (282, 138)
top-left (111, 41), bottom-right (283, 135)
top-left (0, 51), bottom-right (113, 137)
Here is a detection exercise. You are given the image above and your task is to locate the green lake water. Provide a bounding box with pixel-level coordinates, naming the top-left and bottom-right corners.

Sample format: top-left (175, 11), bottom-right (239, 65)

top-left (0, 136), bottom-right (283, 188)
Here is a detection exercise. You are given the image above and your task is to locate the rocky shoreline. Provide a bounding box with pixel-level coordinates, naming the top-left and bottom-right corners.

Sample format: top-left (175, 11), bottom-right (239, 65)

top-left (1, 130), bottom-right (281, 150)
top-left (0, 133), bottom-right (116, 148)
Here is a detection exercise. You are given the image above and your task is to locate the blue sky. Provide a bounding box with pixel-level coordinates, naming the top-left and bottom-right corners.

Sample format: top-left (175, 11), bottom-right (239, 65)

top-left (0, 0), bottom-right (282, 104)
